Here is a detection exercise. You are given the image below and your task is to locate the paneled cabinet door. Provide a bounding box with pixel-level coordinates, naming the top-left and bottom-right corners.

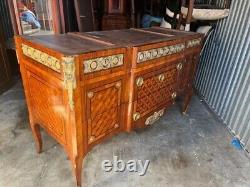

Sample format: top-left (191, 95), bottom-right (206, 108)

top-left (86, 80), bottom-right (122, 144)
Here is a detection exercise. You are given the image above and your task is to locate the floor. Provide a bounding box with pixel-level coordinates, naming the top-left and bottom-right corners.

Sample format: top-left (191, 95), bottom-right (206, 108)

top-left (0, 80), bottom-right (249, 187)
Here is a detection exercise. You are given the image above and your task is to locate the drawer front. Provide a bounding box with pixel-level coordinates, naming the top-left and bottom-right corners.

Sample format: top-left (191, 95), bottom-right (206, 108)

top-left (86, 80), bottom-right (122, 144)
top-left (132, 63), bottom-right (181, 125)
top-left (137, 43), bottom-right (185, 64)
top-left (134, 62), bottom-right (180, 101)
top-left (80, 49), bottom-right (127, 81)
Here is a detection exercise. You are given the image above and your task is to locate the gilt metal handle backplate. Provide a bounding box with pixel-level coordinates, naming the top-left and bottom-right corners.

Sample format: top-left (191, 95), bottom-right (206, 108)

top-left (158, 74), bottom-right (165, 82)
top-left (145, 109), bottom-right (165, 126)
top-left (172, 92), bottom-right (177, 99)
top-left (133, 112), bottom-right (141, 121)
top-left (177, 63), bottom-right (183, 70)
top-left (136, 77), bottom-right (144, 87)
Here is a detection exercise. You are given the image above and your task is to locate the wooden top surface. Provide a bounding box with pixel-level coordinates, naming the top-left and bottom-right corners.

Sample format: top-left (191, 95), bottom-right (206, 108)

top-left (21, 27), bottom-right (202, 55)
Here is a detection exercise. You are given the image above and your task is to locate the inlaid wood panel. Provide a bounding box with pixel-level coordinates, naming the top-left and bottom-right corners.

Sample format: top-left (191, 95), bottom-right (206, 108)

top-left (86, 80), bottom-right (122, 144)
top-left (136, 86), bottom-right (175, 116)
top-left (134, 63), bottom-right (179, 101)
top-left (26, 71), bottom-right (66, 142)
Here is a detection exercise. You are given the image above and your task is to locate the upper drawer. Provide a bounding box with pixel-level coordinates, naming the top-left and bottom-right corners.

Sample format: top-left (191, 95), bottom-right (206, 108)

top-left (137, 43), bottom-right (185, 64)
top-left (79, 48), bottom-right (127, 80)
top-left (133, 37), bottom-right (202, 68)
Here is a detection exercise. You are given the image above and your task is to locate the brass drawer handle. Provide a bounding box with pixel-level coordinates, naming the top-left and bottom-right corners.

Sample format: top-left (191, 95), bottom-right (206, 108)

top-left (158, 74), bottom-right (165, 82)
top-left (133, 112), bottom-right (141, 121)
top-left (145, 109), bottom-right (164, 126)
top-left (136, 77), bottom-right (144, 87)
top-left (177, 63), bottom-right (183, 70)
top-left (114, 123), bottom-right (119, 128)
top-left (171, 92), bottom-right (177, 99)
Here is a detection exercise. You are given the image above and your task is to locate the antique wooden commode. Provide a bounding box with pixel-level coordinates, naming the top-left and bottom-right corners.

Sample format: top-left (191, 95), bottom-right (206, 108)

top-left (15, 27), bottom-right (202, 186)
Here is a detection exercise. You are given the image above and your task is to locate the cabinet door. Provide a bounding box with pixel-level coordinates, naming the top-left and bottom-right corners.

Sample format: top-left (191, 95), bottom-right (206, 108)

top-left (86, 80), bottom-right (122, 144)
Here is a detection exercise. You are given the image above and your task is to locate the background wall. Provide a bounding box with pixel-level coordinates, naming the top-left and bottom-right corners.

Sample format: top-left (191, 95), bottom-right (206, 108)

top-left (195, 0), bottom-right (250, 152)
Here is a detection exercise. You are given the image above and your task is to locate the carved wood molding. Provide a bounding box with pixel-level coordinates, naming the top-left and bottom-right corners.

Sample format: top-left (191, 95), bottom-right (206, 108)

top-left (187, 38), bottom-right (202, 48)
top-left (83, 54), bottom-right (124, 73)
top-left (137, 43), bottom-right (185, 63)
top-left (62, 56), bottom-right (76, 111)
top-left (21, 44), bottom-right (61, 73)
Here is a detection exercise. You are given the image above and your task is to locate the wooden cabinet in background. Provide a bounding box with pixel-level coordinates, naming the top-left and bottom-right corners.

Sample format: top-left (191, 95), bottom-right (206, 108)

top-left (102, 0), bottom-right (130, 30)
top-left (15, 27), bottom-right (203, 186)
top-left (0, 24), bottom-right (12, 94)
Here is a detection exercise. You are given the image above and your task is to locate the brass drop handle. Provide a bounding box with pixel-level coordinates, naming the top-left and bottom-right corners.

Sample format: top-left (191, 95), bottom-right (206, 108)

top-left (177, 63), bottom-right (183, 70)
top-left (136, 77), bottom-right (144, 87)
top-left (158, 74), bottom-right (165, 82)
top-left (171, 92), bottom-right (177, 99)
top-left (133, 112), bottom-right (141, 121)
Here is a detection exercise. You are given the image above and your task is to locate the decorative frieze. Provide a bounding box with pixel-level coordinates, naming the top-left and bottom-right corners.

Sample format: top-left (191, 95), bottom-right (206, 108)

top-left (145, 109), bottom-right (165, 126)
top-left (21, 44), bottom-right (61, 73)
top-left (187, 38), bottom-right (201, 48)
top-left (84, 54), bottom-right (124, 73)
top-left (137, 43), bottom-right (185, 63)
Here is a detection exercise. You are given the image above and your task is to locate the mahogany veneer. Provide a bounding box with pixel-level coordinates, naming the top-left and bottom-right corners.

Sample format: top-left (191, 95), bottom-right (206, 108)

top-left (15, 27), bottom-right (203, 187)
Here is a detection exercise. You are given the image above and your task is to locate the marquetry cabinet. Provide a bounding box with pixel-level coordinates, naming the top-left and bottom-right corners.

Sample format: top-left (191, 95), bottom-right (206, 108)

top-left (15, 27), bottom-right (202, 187)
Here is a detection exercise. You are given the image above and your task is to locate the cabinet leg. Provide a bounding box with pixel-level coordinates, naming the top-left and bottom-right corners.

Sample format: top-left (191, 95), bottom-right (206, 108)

top-left (30, 124), bottom-right (42, 153)
top-left (71, 156), bottom-right (84, 187)
top-left (182, 89), bottom-right (193, 114)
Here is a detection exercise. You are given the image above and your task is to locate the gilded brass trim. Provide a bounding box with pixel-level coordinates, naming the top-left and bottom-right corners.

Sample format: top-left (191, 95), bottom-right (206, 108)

top-left (136, 77), bottom-right (144, 87)
top-left (115, 81), bottom-right (121, 89)
top-left (137, 43), bottom-right (185, 63)
top-left (187, 38), bottom-right (201, 48)
top-left (21, 44), bottom-right (61, 73)
top-left (62, 56), bottom-right (76, 111)
top-left (145, 109), bottom-right (165, 126)
top-left (84, 54), bottom-right (124, 73)
top-left (87, 91), bottom-right (94, 98)
top-left (89, 136), bottom-right (95, 143)
top-left (114, 123), bottom-right (119, 128)
top-left (133, 112), bottom-right (141, 121)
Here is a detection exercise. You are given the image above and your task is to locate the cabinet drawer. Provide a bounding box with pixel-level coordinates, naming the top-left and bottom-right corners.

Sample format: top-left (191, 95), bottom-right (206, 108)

top-left (85, 80), bottom-right (122, 144)
top-left (134, 62), bottom-right (181, 101)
